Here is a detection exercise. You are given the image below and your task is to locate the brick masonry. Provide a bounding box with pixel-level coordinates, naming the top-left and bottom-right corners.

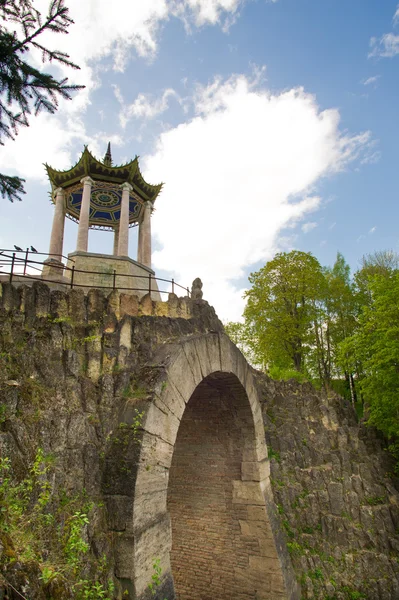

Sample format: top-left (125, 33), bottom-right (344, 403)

top-left (168, 376), bottom-right (285, 600)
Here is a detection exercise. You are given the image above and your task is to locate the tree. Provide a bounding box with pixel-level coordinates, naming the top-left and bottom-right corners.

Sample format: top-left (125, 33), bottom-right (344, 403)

top-left (322, 253), bottom-right (358, 399)
top-left (339, 272), bottom-right (399, 460)
top-left (354, 250), bottom-right (399, 307)
top-left (244, 250), bottom-right (326, 374)
top-left (0, 0), bottom-right (83, 201)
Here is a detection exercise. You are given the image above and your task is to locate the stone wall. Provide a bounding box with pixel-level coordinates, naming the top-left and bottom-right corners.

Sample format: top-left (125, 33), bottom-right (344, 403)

top-left (1, 281), bottom-right (399, 600)
top-left (258, 375), bottom-right (399, 600)
top-left (65, 251), bottom-right (162, 301)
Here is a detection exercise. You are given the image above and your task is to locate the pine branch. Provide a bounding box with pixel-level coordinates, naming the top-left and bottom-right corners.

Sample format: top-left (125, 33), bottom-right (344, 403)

top-left (12, 0), bottom-right (73, 52)
top-left (0, 172), bottom-right (25, 201)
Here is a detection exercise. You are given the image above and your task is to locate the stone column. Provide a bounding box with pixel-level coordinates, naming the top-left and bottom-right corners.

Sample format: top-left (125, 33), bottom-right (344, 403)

top-left (118, 182), bottom-right (132, 257)
top-left (137, 213), bottom-right (143, 263)
top-left (113, 224), bottom-right (120, 256)
top-left (48, 187), bottom-right (66, 260)
top-left (139, 201), bottom-right (152, 268)
top-left (76, 176), bottom-right (94, 252)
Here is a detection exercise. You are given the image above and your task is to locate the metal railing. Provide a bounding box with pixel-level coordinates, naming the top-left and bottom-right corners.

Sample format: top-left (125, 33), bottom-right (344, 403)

top-left (0, 249), bottom-right (190, 297)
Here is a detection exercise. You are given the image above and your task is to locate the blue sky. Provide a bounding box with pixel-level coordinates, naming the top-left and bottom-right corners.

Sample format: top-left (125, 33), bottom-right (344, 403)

top-left (0, 0), bottom-right (398, 320)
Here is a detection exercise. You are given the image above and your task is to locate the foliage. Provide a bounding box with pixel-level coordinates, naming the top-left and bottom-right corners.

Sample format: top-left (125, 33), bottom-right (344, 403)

top-left (0, 0), bottom-right (83, 201)
top-left (0, 449), bottom-right (114, 599)
top-left (339, 272), bottom-right (399, 454)
top-left (148, 557), bottom-right (167, 599)
top-left (244, 250), bottom-right (326, 373)
top-left (236, 247), bottom-right (399, 465)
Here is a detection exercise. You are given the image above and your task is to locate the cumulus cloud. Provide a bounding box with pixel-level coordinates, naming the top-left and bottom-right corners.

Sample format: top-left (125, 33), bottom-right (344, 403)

top-left (33, 0), bottom-right (249, 77)
top-left (143, 72), bottom-right (371, 320)
top-left (0, 0), bottom-right (251, 177)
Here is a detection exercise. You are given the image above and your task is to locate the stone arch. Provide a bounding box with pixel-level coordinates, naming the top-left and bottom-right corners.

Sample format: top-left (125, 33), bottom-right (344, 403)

top-left (112, 332), bottom-right (299, 600)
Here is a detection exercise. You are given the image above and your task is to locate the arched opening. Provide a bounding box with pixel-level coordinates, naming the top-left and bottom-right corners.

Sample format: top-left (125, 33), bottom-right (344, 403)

top-left (167, 372), bottom-right (285, 600)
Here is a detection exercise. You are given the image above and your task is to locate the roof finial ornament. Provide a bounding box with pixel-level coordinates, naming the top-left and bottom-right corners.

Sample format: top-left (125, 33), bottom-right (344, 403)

top-left (103, 142), bottom-right (112, 166)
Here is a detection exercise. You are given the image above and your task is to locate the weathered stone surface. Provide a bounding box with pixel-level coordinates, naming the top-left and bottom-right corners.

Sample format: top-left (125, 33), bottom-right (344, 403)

top-left (1, 282), bottom-right (398, 600)
top-left (259, 374), bottom-right (399, 599)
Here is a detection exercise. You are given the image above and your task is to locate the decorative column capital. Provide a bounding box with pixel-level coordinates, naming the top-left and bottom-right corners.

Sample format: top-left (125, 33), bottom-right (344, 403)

top-left (81, 176), bottom-right (95, 186)
top-left (120, 182), bottom-right (133, 192)
top-left (54, 187), bottom-right (65, 198)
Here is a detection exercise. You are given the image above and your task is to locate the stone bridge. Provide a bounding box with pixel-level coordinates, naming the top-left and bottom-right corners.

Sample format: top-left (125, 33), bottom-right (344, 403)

top-left (0, 282), bottom-right (299, 600)
top-left (106, 331), bottom-right (299, 600)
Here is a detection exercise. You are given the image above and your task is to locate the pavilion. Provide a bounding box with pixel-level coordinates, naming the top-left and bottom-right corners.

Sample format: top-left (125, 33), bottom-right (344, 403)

top-left (42, 144), bottom-right (162, 298)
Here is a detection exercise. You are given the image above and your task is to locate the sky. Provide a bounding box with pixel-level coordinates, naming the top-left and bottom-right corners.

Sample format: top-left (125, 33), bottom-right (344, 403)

top-left (0, 0), bottom-right (398, 321)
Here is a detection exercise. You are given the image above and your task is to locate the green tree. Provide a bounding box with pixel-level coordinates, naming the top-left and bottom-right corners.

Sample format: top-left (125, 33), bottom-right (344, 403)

top-left (0, 0), bottom-right (83, 201)
top-left (354, 250), bottom-right (399, 307)
top-left (323, 252), bottom-right (358, 399)
top-left (339, 272), bottom-right (399, 459)
top-left (244, 250), bottom-right (326, 375)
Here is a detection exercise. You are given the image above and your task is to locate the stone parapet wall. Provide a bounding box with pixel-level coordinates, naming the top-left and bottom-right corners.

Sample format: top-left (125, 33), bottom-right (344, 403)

top-left (0, 281), bottom-right (222, 331)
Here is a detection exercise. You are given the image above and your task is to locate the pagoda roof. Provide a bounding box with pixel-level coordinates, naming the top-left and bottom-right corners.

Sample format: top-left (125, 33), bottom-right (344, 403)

top-left (45, 146), bottom-right (162, 204)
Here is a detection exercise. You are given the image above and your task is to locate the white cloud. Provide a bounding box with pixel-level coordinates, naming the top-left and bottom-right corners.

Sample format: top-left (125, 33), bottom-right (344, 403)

top-left (369, 5), bottom-right (399, 58)
top-left (369, 33), bottom-right (399, 58)
top-left (0, 113), bottom-right (122, 183)
top-left (362, 75), bottom-right (380, 86)
top-left (33, 0), bottom-right (249, 75)
top-left (0, 0), bottom-right (251, 177)
top-left (302, 222), bottom-right (317, 233)
top-left (143, 72), bottom-right (371, 320)
top-left (172, 0), bottom-right (242, 27)
top-left (369, 226), bottom-right (376, 234)
top-left (114, 87), bottom-right (181, 128)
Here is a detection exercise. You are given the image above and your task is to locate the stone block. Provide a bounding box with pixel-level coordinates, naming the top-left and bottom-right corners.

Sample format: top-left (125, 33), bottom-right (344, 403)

top-left (177, 296), bottom-right (191, 318)
top-left (154, 301), bottom-right (169, 317)
top-left (68, 289), bottom-right (86, 323)
top-left (119, 318), bottom-right (132, 351)
top-left (139, 293), bottom-right (153, 316)
top-left (105, 495), bottom-right (133, 531)
top-left (87, 288), bottom-right (105, 322)
top-left (1, 282), bottom-right (18, 311)
top-left (143, 402), bottom-right (180, 446)
top-left (242, 460), bottom-right (265, 482)
top-left (133, 516), bottom-right (172, 597)
top-left (138, 431), bottom-right (174, 470)
top-left (328, 481), bottom-right (344, 516)
top-left (120, 293), bottom-right (139, 317)
top-left (107, 289), bottom-right (120, 320)
top-left (233, 480), bottom-right (265, 506)
top-left (155, 380), bottom-right (185, 421)
top-left (167, 348), bottom-right (198, 404)
top-left (167, 293), bottom-right (178, 317)
top-left (204, 332), bottom-right (222, 373)
top-left (50, 289), bottom-right (68, 320)
top-left (132, 488), bottom-right (168, 534)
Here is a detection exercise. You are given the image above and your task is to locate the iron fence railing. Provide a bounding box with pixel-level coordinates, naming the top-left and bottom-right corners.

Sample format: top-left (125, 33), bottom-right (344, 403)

top-left (0, 249), bottom-right (190, 297)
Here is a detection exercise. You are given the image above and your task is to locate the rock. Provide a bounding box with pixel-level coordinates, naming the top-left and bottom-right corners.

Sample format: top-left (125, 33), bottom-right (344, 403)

top-left (191, 277), bottom-right (203, 300)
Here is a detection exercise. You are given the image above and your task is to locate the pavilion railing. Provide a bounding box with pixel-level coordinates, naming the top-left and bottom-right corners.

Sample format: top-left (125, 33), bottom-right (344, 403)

top-left (0, 249), bottom-right (190, 297)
